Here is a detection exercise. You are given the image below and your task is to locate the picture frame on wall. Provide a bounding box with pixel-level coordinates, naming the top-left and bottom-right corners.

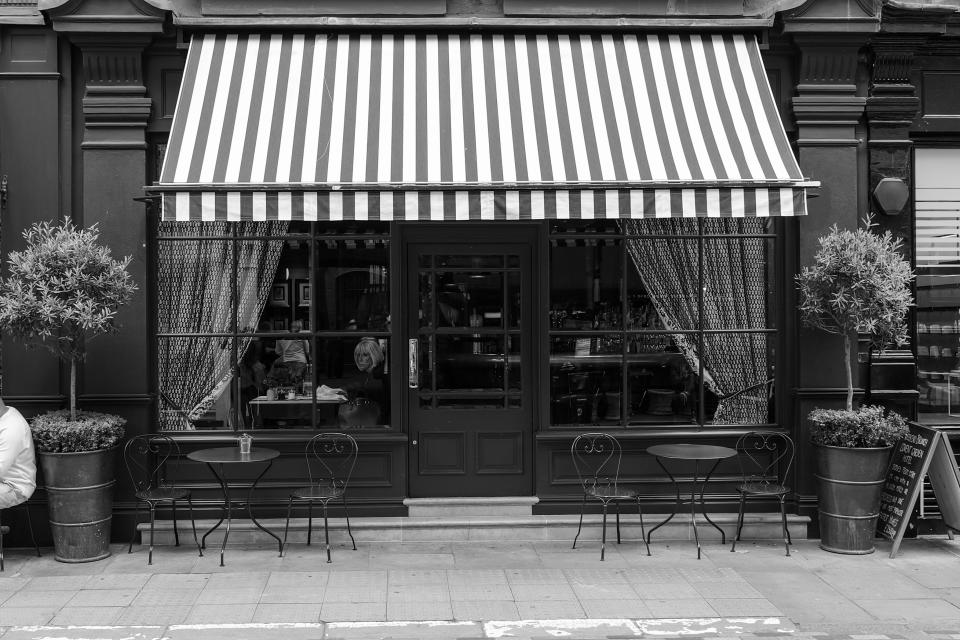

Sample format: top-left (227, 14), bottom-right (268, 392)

top-left (298, 281), bottom-right (311, 307)
top-left (272, 317), bottom-right (288, 331)
top-left (270, 283), bottom-right (289, 307)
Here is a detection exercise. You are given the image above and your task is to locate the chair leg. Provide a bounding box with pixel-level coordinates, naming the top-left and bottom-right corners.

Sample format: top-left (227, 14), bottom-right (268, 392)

top-left (1, 509), bottom-right (5, 572)
top-left (172, 500), bottom-right (181, 547)
top-left (282, 497), bottom-right (294, 557)
top-left (128, 502), bottom-right (143, 554)
top-left (342, 498), bottom-right (356, 551)
top-left (779, 496), bottom-right (791, 557)
top-left (615, 501), bottom-right (622, 545)
top-left (148, 503), bottom-right (156, 566)
top-left (600, 501), bottom-right (608, 561)
top-left (307, 502), bottom-right (314, 546)
top-left (187, 496), bottom-right (202, 557)
top-left (637, 498), bottom-right (650, 557)
top-left (732, 493), bottom-right (746, 553)
top-left (572, 493), bottom-right (587, 550)
top-left (322, 502), bottom-right (332, 563)
top-left (24, 503), bottom-right (40, 558)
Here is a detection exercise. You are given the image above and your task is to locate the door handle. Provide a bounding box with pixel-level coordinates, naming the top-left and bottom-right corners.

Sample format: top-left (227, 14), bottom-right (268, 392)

top-left (408, 338), bottom-right (419, 389)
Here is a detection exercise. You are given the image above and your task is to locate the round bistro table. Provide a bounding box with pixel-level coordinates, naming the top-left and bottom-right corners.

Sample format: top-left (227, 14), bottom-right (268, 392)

top-left (187, 446), bottom-right (284, 566)
top-left (645, 443), bottom-right (737, 559)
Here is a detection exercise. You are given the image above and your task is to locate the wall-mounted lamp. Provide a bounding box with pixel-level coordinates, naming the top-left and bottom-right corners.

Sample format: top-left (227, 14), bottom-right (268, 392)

top-left (872, 177), bottom-right (909, 216)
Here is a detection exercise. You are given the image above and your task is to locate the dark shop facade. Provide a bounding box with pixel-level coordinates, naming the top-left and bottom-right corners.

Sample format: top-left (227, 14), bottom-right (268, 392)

top-left (2, 0), bottom-right (960, 537)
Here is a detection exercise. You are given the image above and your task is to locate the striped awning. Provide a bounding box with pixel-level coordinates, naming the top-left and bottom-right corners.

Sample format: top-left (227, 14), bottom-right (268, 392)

top-left (156, 32), bottom-right (813, 221)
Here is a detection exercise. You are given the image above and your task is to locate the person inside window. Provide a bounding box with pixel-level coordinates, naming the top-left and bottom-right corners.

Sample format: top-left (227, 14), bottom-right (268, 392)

top-left (323, 337), bottom-right (389, 427)
top-left (271, 320), bottom-right (310, 380)
top-left (341, 337), bottom-right (386, 405)
top-left (0, 397), bottom-right (36, 510)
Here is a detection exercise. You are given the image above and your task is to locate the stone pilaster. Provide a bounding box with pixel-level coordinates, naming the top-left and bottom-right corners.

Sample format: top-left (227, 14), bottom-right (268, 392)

top-left (786, 31), bottom-right (874, 526)
top-left (68, 33), bottom-right (154, 408)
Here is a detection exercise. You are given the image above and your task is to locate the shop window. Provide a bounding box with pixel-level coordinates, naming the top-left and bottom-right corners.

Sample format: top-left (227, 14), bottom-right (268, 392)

top-left (157, 222), bottom-right (392, 432)
top-left (915, 148), bottom-right (960, 424)
top-left (548, 219), bottom-right (776, 428)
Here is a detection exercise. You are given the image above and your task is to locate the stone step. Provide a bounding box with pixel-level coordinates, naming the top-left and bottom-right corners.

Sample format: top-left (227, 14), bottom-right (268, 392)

top-left (138, 512), bottom-right (808, 548)
top-left (403, 496), bottom-right (540, 517)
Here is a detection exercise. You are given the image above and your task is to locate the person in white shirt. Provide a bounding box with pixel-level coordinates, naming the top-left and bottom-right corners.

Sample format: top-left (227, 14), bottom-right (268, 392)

top-left (0, 397), bottom-right (36, 509)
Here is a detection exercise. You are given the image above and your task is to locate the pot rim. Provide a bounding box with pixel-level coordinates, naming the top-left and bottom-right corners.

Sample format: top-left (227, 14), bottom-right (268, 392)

top-left (36, 445), bottom-right (120, 456)
top-left (810, 441), bottom-right (895, 452)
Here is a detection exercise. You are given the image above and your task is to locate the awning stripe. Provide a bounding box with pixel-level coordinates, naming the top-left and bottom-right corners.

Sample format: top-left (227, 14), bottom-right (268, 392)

top-left (158, 32), bottom-right (810, 220)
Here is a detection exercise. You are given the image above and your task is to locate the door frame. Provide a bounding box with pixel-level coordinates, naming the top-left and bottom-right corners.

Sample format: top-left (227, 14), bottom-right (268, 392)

top-left (399, 223), bottom-right (543, 497)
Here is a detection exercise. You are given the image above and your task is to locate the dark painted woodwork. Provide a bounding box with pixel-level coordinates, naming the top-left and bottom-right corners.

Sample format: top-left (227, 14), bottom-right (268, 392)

top-left (0, 27), bottom-right (65, 402)
top-left (403, 225), bottom-right (537, 498)
top-left (784, 28), bottom-right (874, 531)
top-left (866, 37), bottom-right (922, 262)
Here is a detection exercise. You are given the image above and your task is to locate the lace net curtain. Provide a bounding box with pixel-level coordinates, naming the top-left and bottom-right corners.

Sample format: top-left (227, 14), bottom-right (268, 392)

top-left (158, 221), bottom-right (287, 430)
top-left (623, 219), bottom-right (772, 424)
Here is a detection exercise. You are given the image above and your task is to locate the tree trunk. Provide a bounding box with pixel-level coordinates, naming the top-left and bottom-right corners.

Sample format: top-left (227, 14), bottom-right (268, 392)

top-left (70, 358), bottom-right (76, 421)
top-left (844, 333), bottom-right (853, 412)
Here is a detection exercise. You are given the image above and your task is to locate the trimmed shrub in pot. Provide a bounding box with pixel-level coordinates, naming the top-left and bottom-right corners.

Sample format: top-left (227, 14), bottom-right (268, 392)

top-left (0, 219), bottom-right (136, 562)
top-left (797, 219), bottom-right (913, 554)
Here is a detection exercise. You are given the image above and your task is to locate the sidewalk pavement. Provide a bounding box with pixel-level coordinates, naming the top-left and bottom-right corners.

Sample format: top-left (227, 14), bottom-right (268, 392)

top-left (1, 535), bottom-right (960, 639)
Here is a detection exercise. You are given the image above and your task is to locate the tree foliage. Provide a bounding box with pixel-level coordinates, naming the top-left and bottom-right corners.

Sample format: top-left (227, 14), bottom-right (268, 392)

top-left (0, 218), bottom-right (137, 420)
top-left (796, 218), bottom-right (914, 411)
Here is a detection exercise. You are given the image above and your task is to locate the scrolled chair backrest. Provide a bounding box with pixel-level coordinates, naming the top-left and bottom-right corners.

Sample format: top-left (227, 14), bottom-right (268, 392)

top-left (124, 434), bottom-right (180, 494)
top-left (306, 432), bottom-right (359, 492)
top-left (571, 432), bottom-right (624, 494)
top-left (735, 430), bottom-right (795, 489)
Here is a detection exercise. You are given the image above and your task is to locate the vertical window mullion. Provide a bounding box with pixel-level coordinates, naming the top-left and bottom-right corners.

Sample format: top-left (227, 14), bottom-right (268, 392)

top-left (231, 226), bottom-right (240, 433)
top-left (698, 219), bottom-right (705, 428)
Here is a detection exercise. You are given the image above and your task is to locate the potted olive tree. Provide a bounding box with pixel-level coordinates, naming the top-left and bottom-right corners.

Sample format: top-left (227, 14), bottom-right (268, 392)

top-left (0, 219), bottom-right (136, 562)
top-left (797, 219), bottom-right (913, 554)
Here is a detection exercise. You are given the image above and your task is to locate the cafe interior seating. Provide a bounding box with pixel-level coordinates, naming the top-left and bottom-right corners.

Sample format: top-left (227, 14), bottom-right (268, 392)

top-left (571, 432), bottom-right (650, 560)
top-left (282, 432), bottom-right (358, 562)
top-left (730, 430), bottom-right (795, 556)
top-left (124, 434), bottom-right (202, 564)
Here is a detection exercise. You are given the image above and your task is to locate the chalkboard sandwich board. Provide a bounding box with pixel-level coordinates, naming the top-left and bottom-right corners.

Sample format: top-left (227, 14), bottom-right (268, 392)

top-left (877, 423), bottom-right (960, 558)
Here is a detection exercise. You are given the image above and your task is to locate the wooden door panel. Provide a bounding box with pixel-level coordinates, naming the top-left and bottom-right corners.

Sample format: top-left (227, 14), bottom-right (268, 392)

top-left (418, 431), bottom-right (467, 476)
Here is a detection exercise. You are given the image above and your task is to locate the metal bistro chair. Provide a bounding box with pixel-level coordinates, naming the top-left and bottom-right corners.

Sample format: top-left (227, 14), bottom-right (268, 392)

top-left (731, 431), bottom-right (795, 556)
top-left (124, 434), bottom-right (202, 564)
top-left (282, 432), bottom-right (358, 563)
top-left (571, 432), bottom-right (650, 560)
top-left (0, 502), bottom-right (41, 571)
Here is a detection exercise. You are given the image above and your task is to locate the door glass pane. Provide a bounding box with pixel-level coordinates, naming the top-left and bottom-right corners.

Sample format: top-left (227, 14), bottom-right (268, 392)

top-left (436, 335), bottom-right (505, 390)
top-left (437, 271), bottom-right (504, 328)
top-left (419, 272), bottom-right (435, 329)
top-left (436, 396), bottom-right (506, 409)
top-left (507, 271), bottom-right (521, 329)
top-left (506, 336), bottom-right (522, 392)
top-left (437, 255), bottom-right (503, 268)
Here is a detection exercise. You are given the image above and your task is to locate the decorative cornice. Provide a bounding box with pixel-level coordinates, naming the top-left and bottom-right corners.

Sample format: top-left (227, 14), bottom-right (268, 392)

top-left (782, 0), bottom-right (881, 32)
top-left (41, 0), bottom-right (166, 33)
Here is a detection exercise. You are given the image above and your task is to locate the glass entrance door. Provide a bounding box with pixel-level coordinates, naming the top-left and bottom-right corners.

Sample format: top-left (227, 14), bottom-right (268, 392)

top-left (405, 227), bottom-right (535, 497)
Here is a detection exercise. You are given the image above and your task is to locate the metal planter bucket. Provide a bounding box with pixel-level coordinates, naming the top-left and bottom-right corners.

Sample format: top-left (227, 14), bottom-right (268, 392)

top-left (813, 443), bottom-right (893, 555)
top-left (38, 447), bottom-right (117, 563)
